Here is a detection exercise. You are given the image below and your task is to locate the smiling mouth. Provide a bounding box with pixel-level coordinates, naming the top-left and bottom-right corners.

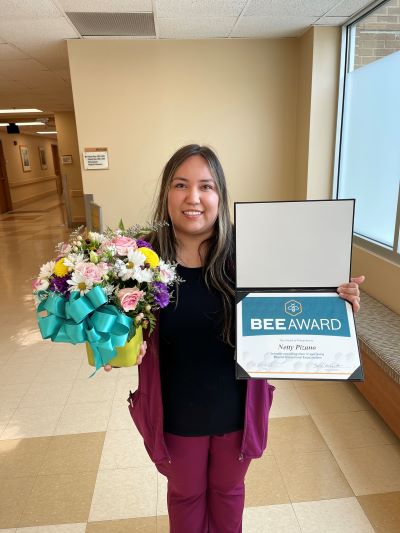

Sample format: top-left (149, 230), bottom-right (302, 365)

top-left (183, 210), bottom-right (203, 216)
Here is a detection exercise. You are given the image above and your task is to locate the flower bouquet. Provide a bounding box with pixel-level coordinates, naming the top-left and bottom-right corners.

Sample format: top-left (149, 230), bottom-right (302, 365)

top-left (33, 221), bottom-right (178, 375)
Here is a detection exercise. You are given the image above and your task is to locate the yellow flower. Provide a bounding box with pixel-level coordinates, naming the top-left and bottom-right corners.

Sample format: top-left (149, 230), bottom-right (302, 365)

top-left (137, 247), bottom-right (159, 268)
top-left (54, 258), bottom-right (69, 277)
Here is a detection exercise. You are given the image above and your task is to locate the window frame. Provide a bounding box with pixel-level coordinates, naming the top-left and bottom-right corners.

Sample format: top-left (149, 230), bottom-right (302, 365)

top-left (333, 0), bottom-right (400, 265)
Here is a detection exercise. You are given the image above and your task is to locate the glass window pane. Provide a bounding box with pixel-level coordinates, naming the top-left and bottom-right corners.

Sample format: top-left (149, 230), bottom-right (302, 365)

top-left (338, 50), bottom-right (400, 248)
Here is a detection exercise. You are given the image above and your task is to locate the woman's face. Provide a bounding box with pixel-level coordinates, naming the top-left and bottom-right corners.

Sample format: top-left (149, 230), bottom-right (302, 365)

top-left (167, 155), bottom-right (219, 240)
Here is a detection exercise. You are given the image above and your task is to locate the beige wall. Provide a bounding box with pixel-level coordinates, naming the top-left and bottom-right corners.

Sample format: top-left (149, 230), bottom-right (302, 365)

top-left (295, 27), bottom-right (341, 200)
top-left (352, 245), bottom-right (400, 314)
top-left (54, 112), bottom-right (85, 224)
top-left (307, 26), bottom-right (341, 199)
top-left (0, 131), bottom-right (57, 207)
top-left (68, 39), bottom-right (299, 227)
top-left (295, 28), bottom-right (313, 200)
top-left (68, 35), bottom-right (399, 311)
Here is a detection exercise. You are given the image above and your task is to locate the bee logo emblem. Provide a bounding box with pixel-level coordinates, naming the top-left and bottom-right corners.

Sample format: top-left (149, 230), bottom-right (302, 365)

top-left (284, 300), bottom-right (302, 316)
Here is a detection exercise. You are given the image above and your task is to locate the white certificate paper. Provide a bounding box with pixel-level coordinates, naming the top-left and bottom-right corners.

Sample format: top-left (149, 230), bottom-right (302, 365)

top-left (236, 292), bottom-right (361, 380)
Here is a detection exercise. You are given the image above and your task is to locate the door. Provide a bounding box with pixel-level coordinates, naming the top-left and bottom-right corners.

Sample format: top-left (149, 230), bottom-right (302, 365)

top-left (0, 140), bottom-right (12, 213)
top-left (51, 143), bottom-right (62, 194)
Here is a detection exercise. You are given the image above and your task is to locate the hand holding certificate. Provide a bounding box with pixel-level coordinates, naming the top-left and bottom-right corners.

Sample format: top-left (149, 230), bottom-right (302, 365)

top-left (235, 200), bottom-right (363, 381)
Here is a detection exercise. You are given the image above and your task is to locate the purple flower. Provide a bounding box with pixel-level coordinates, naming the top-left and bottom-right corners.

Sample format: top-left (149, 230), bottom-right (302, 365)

top-left (136, 239), bottom-right (153, 250)
top-left (49, 275), bottom-right (71, 297)
top-left (153, 281), bottom-right (170, 308)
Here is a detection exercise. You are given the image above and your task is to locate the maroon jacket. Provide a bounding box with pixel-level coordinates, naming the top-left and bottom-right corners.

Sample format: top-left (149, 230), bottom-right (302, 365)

top-left (128, 324), bottom-right (275, 464)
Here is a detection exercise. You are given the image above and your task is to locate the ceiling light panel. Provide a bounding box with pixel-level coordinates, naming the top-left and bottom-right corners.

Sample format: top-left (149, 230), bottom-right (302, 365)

top-left (16, 122), bottom-right (45, 125)
top-left (59, 0), bottom-right (153, 12)
top-left (0, 108), bottom-right (43, 113)
top-left (244, 0), bottom-right (340, 17)
top-left (157, 0), bottom-right (248, 18)
top-left (66, 11), bottom-right (156, 36)
top-left (158, 17), bottom-right (236, 39)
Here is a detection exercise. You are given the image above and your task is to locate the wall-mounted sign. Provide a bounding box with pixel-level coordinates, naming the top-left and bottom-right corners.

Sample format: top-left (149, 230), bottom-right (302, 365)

top-left (61, 154), bottom-right (73, 165)
top-left (83, 147), bottom-right (109, 170)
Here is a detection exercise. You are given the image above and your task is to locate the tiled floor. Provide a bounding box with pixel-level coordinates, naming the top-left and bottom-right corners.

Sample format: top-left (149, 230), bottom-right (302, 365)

top-left (0, 194), bottom-right (399, 532)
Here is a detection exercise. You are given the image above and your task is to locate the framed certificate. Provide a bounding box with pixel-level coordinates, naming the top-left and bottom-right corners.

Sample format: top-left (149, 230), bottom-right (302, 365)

top-left (235, 200), bottom-right (363, 381)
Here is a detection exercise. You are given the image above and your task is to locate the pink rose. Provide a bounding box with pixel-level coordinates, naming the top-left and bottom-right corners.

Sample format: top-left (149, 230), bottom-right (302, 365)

top-left (109, 236), bottom-right (137, 256)
top-left (118, 287), bottom-right (144, 312)
top-left (75, 262), bottom-right (104, 283)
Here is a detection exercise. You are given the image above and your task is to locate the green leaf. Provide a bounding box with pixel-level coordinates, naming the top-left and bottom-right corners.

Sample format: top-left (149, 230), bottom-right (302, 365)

top-left (148, 312), bottom-right (157, 335)
top-left (118, 219), bottom-right (125, 232)
top-left (127, 322), bottom-right (136, 342)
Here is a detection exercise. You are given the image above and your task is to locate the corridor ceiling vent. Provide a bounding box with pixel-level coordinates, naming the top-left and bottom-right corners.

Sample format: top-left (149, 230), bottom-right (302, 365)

top-left (65, 12), bottom-right (156, 38)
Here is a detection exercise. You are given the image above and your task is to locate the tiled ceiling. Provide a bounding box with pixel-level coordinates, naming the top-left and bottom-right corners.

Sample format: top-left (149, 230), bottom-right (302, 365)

top-left (0, 0), bottom-right (374, 134)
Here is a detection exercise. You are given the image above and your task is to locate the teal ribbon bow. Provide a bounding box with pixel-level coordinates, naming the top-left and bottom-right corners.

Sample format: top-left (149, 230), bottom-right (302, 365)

top-left (37, 286), bottom-right (133, 376)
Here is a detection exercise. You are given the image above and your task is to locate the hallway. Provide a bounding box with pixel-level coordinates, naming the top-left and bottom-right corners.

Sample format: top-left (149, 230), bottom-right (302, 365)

top-left (0, 198), bottom-right (399, 532)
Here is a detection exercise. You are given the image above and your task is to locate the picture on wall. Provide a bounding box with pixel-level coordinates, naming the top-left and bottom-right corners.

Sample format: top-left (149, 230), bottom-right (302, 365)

top-left (19, 145), bottom-right (31, 172)
top-left (38, 146), bottom-right (47, 170)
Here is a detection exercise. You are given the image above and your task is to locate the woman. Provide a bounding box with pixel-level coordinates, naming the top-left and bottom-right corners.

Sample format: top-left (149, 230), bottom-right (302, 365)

top-left (107, 144), bottom-right (363, 533)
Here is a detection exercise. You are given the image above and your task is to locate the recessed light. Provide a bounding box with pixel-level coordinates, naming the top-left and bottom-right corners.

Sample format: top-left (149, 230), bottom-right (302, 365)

top-left (36, 131), bottom-right (57, 134)
top-left (0, 108), bottom-right (43, 113)
top-left (16, 121), bottom-right (46, 126)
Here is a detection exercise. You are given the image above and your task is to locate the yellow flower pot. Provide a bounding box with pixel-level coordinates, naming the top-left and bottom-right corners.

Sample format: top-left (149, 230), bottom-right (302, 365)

top-left (86, 326), bottom-right (143, 368)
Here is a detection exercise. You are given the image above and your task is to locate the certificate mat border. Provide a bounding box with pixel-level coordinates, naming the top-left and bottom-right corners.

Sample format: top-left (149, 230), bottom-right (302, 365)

top-left (235, 291), bottom-right (364, 382)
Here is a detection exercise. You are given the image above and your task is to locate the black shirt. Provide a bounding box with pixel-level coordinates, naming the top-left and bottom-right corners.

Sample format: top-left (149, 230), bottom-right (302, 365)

top-left (159, 264), bottom-right (247, 436)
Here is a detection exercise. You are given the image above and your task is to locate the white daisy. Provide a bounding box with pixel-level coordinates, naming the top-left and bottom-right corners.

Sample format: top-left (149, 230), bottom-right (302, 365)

top-left (63, 253), bottom-right (85, 268)
top-left (67, 270), bottom-right (94, 295)
top-left (118, 249), bottom-right (146, 281)
top-left (134, 267), bottom-right (154, 284)
top-left (88, 231), bottom-right (105, 243)
top-left (39, 260), bottom-right (55, 280)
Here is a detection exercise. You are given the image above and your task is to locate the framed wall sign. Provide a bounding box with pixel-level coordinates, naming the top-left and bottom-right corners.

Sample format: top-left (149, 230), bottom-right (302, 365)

top-left (19, 145), bottom-right (31, 172)
top-left (61, 154), bottom-right (73, 165)
top-left (83, 147), bottom-right (109, 170)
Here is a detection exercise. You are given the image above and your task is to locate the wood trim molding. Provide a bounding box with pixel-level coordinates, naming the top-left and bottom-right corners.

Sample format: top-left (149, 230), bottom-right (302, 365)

top-left (9, 175), bottom-right (57, 189)
top-left (70, 189), bottom-right (84, 198)
top-left (354, 349), bottom-right (400, 439)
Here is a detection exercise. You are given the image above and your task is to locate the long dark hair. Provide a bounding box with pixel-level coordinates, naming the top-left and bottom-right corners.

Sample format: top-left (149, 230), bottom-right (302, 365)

top-left (150, 144), bottom-right (235, 345)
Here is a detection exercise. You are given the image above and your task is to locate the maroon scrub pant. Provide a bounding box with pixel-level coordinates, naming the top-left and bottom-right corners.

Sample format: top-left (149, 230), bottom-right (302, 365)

top-left (156, 430), bottom-right (251, 533)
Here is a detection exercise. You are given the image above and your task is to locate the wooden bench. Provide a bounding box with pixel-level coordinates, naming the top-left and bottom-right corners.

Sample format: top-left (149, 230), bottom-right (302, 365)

top-left (354, 290), bottom-right (400, 438)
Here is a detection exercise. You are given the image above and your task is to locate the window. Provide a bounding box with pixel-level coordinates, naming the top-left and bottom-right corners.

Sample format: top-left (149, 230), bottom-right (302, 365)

top-left (335, 0), bottom-right (400, 262)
